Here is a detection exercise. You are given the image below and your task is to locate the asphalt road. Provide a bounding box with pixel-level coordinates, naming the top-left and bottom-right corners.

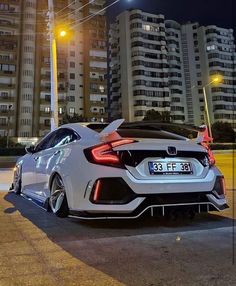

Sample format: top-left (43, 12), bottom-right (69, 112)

top-left (0, 153), bottom-right (235, 286)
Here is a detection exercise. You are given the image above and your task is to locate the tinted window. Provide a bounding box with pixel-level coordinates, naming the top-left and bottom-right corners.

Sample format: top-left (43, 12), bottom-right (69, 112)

top-left (50, 128), bottom-right (80, 148)
top-left (117, 129), bottom-right (185, 140)
top-left (34, 131), bottom-right (57, 152)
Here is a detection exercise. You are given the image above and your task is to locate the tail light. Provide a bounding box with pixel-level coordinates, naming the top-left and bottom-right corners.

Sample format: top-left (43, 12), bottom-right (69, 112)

top-left (213, 176), bottom-right (226, 196)
top-left (201, 142), bottom-right (215, 166)
top-left (84, 139), bottom-right (135, 168)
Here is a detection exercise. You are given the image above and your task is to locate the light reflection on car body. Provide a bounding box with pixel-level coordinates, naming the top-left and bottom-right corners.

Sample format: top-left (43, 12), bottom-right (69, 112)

top-left (11, 119), bottom-right (228, 219)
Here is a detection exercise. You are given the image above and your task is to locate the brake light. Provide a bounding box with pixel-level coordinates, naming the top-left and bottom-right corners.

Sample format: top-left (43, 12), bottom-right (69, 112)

top-left (91, 143), bottom-right (120, 164)
top-left (111, 139), bottom-right (134, 148)
top-left (84, 139), bottom-right (135, 168)
top-left (201, 142), bottom-right (215, 166)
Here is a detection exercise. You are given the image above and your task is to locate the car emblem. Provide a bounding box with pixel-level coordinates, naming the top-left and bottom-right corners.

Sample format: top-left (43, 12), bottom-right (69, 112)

top-left (167, 146), bottom-right (177, 155)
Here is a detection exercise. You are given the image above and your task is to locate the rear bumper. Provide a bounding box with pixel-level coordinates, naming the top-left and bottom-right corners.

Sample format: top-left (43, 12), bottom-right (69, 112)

top-left (70, 191), bottom-right (228, 219)
top-left (71, 166), bottom-right (227, 219)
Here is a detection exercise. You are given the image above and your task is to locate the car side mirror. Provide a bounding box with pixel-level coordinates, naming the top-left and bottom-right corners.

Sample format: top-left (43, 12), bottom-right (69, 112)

top-left (25, 145), bottom-right (35, 154)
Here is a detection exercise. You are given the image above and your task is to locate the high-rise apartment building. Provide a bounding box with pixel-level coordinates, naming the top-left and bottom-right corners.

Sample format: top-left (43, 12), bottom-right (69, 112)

top-left (110, 10), bottom-right (171, 122)
top-left (181, 23), bottom-right (235, 126)
top-left (0, 0), bottom-right (21, 137)
top-left (109, 9), bottom-right (236, 126)
top-left (82, 0), bottom-right (107, 122)
top-left (0, 0), bottom-right (107, 138)
top-left (165, 20), bottom-right (187, 123)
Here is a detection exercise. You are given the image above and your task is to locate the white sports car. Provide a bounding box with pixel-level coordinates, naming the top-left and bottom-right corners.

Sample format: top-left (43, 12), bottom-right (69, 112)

top-left (11, 119), bottom-right (228, 219)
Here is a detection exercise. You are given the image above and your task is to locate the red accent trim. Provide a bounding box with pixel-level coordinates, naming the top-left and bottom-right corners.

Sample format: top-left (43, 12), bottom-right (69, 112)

top-left (93, 180), bottom-right (101, 201)
top-left (220, 177), bottom-right (226, 195)
top-left (111, 139), bottom-right (135, 148)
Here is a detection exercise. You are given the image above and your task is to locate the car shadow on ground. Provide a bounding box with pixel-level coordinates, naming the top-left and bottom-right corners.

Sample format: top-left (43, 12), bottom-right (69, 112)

top-left (4, 191), bottom-right (234, 243)
top-left (3, 191), bottom-right (236, 286)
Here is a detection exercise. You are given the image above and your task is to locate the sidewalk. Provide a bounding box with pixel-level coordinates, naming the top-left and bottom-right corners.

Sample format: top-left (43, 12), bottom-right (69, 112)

top-left (0, 192), bottom-right (123, 286)
top-left (0, 169), bottom-right (13, 192)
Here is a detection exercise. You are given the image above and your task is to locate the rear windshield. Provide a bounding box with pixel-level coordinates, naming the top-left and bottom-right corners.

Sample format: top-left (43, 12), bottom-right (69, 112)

top-left (85, 123), bottom-right (188, 140)
top-left (117, 128), bottom-right (186, 140)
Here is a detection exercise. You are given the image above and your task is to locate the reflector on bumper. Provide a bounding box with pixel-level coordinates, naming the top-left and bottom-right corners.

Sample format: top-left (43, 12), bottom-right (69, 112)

top-left (90, 178), bottom-right (136, 204)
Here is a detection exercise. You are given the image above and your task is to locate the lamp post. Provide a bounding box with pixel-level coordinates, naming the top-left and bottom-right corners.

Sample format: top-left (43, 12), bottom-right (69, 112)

top-left (202, 76), bottom-right (221, 140)
top-left (48, 0), bottom-right (59, 131)
top-left (48, 0), bottom-right (68, 130)
top-left (202, 85), bottom-right (212, 139)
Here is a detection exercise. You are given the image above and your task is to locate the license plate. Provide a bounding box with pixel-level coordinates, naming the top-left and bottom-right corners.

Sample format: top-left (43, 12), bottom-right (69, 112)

top-left (148, 161), bottom-right (193, 175)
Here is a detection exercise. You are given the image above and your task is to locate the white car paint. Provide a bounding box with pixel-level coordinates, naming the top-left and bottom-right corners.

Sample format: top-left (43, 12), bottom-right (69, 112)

top-left (12, 119), bottom-right (228, 219)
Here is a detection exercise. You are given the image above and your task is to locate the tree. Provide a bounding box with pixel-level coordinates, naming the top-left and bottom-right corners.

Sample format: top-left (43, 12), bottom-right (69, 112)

top-left (211, 122), bottom-right (235, 143)
top-left (161, 111), bottom-right (172, 123)
top-left (143, 109), bottom-right (171, 122)
top-left (62, 113), bottom-right (86, 124)
top-left (0, 136), bottom-right (23, 148)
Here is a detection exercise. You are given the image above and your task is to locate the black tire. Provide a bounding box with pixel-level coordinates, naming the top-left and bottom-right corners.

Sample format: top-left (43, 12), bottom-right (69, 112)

top-left (49, 174), bottom-right (69, 218)
top-left (13, 166), bottom-right (22, 195)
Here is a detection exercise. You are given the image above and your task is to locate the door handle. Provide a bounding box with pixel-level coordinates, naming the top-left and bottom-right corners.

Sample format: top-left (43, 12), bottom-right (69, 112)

top-left (54, 150), bottom-right (61, 156)
top-left (34, 156), bottom-right (39, 161)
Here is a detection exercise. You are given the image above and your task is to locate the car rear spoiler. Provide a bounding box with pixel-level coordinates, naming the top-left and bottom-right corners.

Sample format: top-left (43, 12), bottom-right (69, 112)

top-left (99, 119), bottom-right (124, 142)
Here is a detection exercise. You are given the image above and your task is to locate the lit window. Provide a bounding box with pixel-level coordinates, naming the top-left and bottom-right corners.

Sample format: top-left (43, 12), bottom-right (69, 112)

top-left (45, 107), bottom-right (50, 113)
top-left (69, 107), bottom-right (75, 114)
top-left (143, 24), bottom-right (151, 31)
top-left (99, 85), bottom-right (105, 93)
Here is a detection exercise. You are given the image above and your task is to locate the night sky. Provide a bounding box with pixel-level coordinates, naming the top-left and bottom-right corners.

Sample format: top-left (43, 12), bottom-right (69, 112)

top-left (106, 0), bottom-right (236, 35)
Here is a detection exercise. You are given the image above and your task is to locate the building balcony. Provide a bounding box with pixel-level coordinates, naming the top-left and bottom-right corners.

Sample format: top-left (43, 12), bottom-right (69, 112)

top-left (41, 61), bottom-right (67, 70)
top-left (40, 85), bottom-right (67, 92)
top-left (40, 85), bottom-right (51, 92)
top-left (40, 98), bottom-right (50, 104)
top-left (39, 111), bottom-right (50, 117)
top-left (41, 74), bottom-right (67, 82)
top-left (0, 34), bottom-right (18, 41)
top-left (0, 44), bottom-right (17, 52)
top-left (0, 57), bottom-right (17, 64)
top-left (0, 83), bottom-right (15, 90)
top-left (40, 97), bottom-right (66, 105)
top-left (89, 77), bottom-right (106, 83)
top-left (0, 123), bottom-right (14, 129)
top-left (0, 96), bottom-right (14, 102)
top-left (41, 62), bottom-right (50, 68)
top-left (39, 124), bottom-right (50, 130)
top-left (0, 21), bottom-right (18, 29)
top-left (58, 97), bottom-right (66, 102)
top-left (89, 101), bottom-right (106, 107)
top-left (0, 109), bottom-right (14, 116)
top-left (0, 70), bottom-right (16, 77)
top-left (1, 0), bottom-right (20, 4)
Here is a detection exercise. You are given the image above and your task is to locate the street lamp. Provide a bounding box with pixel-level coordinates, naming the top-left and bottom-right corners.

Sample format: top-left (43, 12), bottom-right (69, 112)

top-left (48, 0), bottom-right (59, 131)
top-left (48, 0), bottom-right (70, 131)
top-left (202, 76), bottom-right (222, 140)
top-left (59, 30), bottom-right (67, 37)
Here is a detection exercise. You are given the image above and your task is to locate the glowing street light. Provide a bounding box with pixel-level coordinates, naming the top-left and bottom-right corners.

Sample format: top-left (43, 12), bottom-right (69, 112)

top-left (202, 75), bottom-right (222, 139)
top-left (59, 30), bottom-right (67, 37)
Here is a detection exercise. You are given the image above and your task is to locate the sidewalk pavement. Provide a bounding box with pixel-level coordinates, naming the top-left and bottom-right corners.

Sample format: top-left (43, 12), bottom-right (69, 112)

top-left (0, 169), bottom-right (12, 192)
top-left (0, 192), bottom-right (124, 286)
